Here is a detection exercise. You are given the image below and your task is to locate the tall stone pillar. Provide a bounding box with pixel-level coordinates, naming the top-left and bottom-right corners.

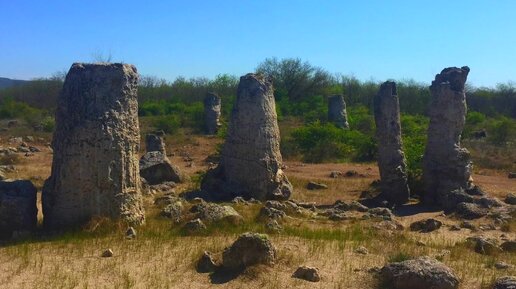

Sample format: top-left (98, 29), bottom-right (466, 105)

top-left (422, 66), bottom-right (472, 206)
top-left (204, 92), bottom-right (222, 135)
top-left (373, 81), bottom-right (410, 205)
top-left (43, 63), bottom-right (144, 228)
top-left (328, 95), bottom-right (349, 128)
top-left (201, 74), bottom-right (293, 201)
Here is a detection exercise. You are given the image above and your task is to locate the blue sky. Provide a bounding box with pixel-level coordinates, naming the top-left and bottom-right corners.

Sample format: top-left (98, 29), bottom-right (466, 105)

top-left (1, 0), bottom-right (515, 87)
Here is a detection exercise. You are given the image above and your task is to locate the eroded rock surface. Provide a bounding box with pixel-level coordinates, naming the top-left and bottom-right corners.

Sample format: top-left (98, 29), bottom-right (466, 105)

top-left (328, 94), bottom-right (349, 128)
top-left (374, 81), bottom-right (410, 205)
top-left (204, 92), bottom-right (222, 135)
top-left (43, 63), bottom-right (144, 228)
top-left (201, 74), bottom-right (292, 201)
top-left (222, 232), bottom-right (276, 269)
top-left (423, 66), bottom-right (472, 207)
top-left (0, 180), bottom-right (37, 238)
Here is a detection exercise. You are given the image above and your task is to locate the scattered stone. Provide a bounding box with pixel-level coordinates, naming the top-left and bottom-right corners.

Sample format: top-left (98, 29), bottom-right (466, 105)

top-left (197, 251), bottom-right (218, 273)
top-left (222, 232), bottom-right (276, 269)
top-left (467, 236), bottom-right (501, 255)
top-left (265, 220), bottom-right (283, 233)
top-left (416, 240), bottom-right (427, 247)
top-left (505, 193), bottom-right (516, 205)
top-left (495, 262), bottom-right (511, 270)
top-left (460, 221), bottom-right (477, 230)
top-left (183, 218), bottom-right (207, 234)
top-left (28, 146), bottom-right (40, 153)
top-left (160, 202), bottom-right (183, 223)
top-left (410, 218), bottom-right (442, 233)
top-left (355, 246), bottom-right (369, 255)
top-left (449, 225), bottom-right (461, 231)
top-left (479, 224), bottom-right (497, 231)
top-left (201, 74), bottom-right (292, 201)
top-left (204, 92), bottom-right (222, 135)
top-left (422, 66), bottom-right (472, 208)
top-left (457, 202), bottom-right (488, 219)
top-left (292, 266), bottom-right (321, 282)
top-left (42, 63), bottom-right (144, 228)
top-left (101, 249), bottom-right (114, 258)
top-left (374, 81), bottom-right (410, 205)
top-left (381, 256), bottom-right (459, 289)
top-left (140, 151), bottom-right (183, 185)
top-left (327, 94), bottom-right (349, 129)
top-left (329, 212), bottom-right (348, 221)
top-left (191, 203), bottom-right (243, 224)
top-left (145, 133), bottom-right (166, 154)
top-left (126, 227), bottom-right (136, 239)
top-left (508, 173), bottom-right (516, 179)
top-left (368, 207), bottom-right (394, 220)
top-left (329, 171), bottom-right (342, 178)
top-left (501, 241), bottom-right (516, 253)
top-left (345, 170), bottom-right (359, 177)
top-left (259, 206), bottom-right (286, 220)
top-left (493, 276), bottom-right (516, 289)
top-left (373, 220), bottom-right (404, 231)
top-left (0, 180), bottom-right (38, 238)
top-left (306, 181), bottom-right (328, 190)
top-left (231, 196), bottom-right (248, 204)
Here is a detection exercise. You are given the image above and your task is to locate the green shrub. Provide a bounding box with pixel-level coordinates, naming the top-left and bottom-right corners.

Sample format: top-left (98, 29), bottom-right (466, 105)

top-left (150, 115), bottom-right (181, 134)
top-left (487, 116), bottom-right (516, 145)
top-left (41, 116), bottom-right (56, 132)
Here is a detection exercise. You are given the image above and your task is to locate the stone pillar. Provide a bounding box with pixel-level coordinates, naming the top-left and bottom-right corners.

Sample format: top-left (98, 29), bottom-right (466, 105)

top-left (201, 73), bottom-right (293, 201)
top-left (204, 92), bottom-right (221, 135)
top-left (422, 66), bottom-right (472, 206)
top-left (373, 81), bottom-right (410, 205)
top-left (145, 133), bottom-right (166, 154)
top-left (43, 63), bottom-right (144, 229)
top-left (0, 180), bottom-right (37, 238)
top-left (328, 95), bottom-right (349, 128)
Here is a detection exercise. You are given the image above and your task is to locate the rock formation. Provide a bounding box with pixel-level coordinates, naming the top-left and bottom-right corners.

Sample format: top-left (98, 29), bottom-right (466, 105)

top-left (145, 133), bottom-right (166, 154)
top-left (139, 151), bottom-right (183, 185)
top-left (204, 92), bottom-right (221, 135)
top-left (328, 95), bottom-right (349, 128)
top-left (201, 73), bottom-right (293, 201)
top-left (222, 232), bottom-right (277, 269)
top-left (0, 180), bottom-right (37, 238)
top-left (42, 63), bottom-right (144, 229)
top-left (373, 81), bottom-right (410, 205)
top-left (422, 66), bottom-right (472, 207)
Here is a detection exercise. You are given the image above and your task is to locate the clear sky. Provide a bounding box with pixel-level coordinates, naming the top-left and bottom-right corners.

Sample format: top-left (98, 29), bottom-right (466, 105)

top-left (1, 0), bottom-right (515, 87)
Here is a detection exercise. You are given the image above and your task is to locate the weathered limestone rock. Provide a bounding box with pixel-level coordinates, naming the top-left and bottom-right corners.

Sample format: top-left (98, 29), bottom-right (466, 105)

top-left (292, 266), bottom-right (321, 282)
top-left (204, 92), bottom-right (222, 135)
top-left (222, 232), bottom-right (276, 269)
top-left (201, 74), bottom-right (293, 201)
top-left (328, 95), bottom-right (349, 128)
top-left (145, 133), bottom-right (166, 154)
top-left (0, 180), bottom-right (37, 238)
top-left (42, 63), bottom-right (144, 229)
top-left (374, 81), bottom-right (410, 205)
top-left (423, 66), bottom-right (472, 207)
top-left (139, 151), bottom-right (183, 185)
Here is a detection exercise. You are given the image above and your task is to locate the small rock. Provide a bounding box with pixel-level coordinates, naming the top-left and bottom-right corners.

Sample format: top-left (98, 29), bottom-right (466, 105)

top-left (292, 266), bottom-right (321, 282)
top-left (265, 220), bottom-right (283, 233)
top-left (416, 240), bottom-right (427, 246)
top-left (329, 171), bottom-right (342, 178)
top-left (126, 227), bottom-right (136, 239)
top-left (355, 246), bottom-right (369, 255)
top-left (197, 251), bottom-right (218, 273)
top-left (345, 170), bottom-right (358, 177)
top-left (509, 172), bottom-right (516, 179)
top-left (410, 218), bottom-right (443, 233)
top-left (495, 262), bottom-right (511, 270)
top-left (501, 241), bottom-right (516, 252)
top-left (306, 181), bottom-right (328, 190)
top-left (183, 218), bottom-right (207, 234)
top-left (101, 249), bottom-right (114, 257)
top-left (505, 193), bottom-right (516, 205)
top-left (160, 202), bottom-right (183, 223)
top-left (456, 202), bottom-right (487, 219)
top-left (467, 236), bottom-right (501, 255)
top-left (222, 232), bottom-right (276, 269)
top-left (449, 225), bottom-right (461, 231)
top-left (259, 206), bottom-right (286, 220)
top-left (460, 221), bottom-right (477, 230)
top-left (28, 146), bottom-right (40, 153)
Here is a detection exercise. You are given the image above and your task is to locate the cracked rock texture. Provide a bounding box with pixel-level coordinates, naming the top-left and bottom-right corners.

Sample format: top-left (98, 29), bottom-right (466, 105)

top-left (374, 81), bottom-right (410, 205)
top-left (328, 95), bottom-right (349, 128)
top-left (43, 63), bottom-right (144, 229)
top-left (204, 92), bottom-right (222, 135)
top-left (423, 66), bottom-right (472, 207)
top-left (201, 73), bottom-right (292, 201)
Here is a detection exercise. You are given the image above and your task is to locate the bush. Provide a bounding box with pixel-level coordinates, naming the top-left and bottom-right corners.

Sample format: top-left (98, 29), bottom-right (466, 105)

top-left (487, 116), bottom-right (516, 145)
top-left (41, 116), bottom-right (55, 132)
top-left (150, 115), bottom-right (181, 134)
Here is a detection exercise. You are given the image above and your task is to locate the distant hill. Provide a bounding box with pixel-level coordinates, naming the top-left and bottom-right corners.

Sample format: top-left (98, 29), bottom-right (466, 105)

top-left (0, 77), bottom-right (28, 89)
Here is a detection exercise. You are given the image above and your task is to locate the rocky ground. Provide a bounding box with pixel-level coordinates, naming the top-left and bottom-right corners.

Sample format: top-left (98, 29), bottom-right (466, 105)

top-left (0, 127), bottom-right (514, 289)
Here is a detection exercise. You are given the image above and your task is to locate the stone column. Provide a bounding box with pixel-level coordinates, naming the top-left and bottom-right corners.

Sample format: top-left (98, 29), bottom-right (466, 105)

top-left (43, 63), bottom-right (144, 228)
top-left (373, 81), bottom-right (410, 205)
top-left (422, 66), bottom-right (472, 206)
top-left (204, 92), bottom-right (221, 135)
top-left (201, 73), bottom-right (293, 201)
top-left (145, 133), bottom-right (166, 154)
top-left (328, 95), bottom-right (349, 128)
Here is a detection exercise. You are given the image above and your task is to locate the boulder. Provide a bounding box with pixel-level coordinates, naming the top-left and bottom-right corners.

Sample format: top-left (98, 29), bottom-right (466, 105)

top-left (501, 241), bottom-right (516, 253)
top-left (190, 203), bottom-right (243, 224)
top-left (456, 202), bottom-right (487, 219)
top-left (160, 201), bottom-right (183, 223)
top-left (183, 218), bottom-right (207, 234)
top-left (201, 73), bottom-right (292, 201)
top-left (422, 66), bottom-right (473, 208)
top-left (0, 180), bottom-right (37, 238)
top-left (140, 151), bottom-right (183, 185)
top-left (493, 276), bottom-right (516, 289)
top-left (197, 251), bottom-right (218, 273)
top-left (145, 133), bottom-right (166, 154)
top-left (292, 266), bottom-right (321, 282)
top-left (505, 193), bottom-right (516, 205)
top-left (42, 63), bottom-right (144, 228)
top-left (381, 257), bottom-right (459, 289)
top-left (467, 236), bottom-right (501, 255)
top-left (410, 218), bottom-right (443, 233)
top-left (373, 81), bottom-right (410, 205)
top-left (222, 232), bottom-right (276, 269)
